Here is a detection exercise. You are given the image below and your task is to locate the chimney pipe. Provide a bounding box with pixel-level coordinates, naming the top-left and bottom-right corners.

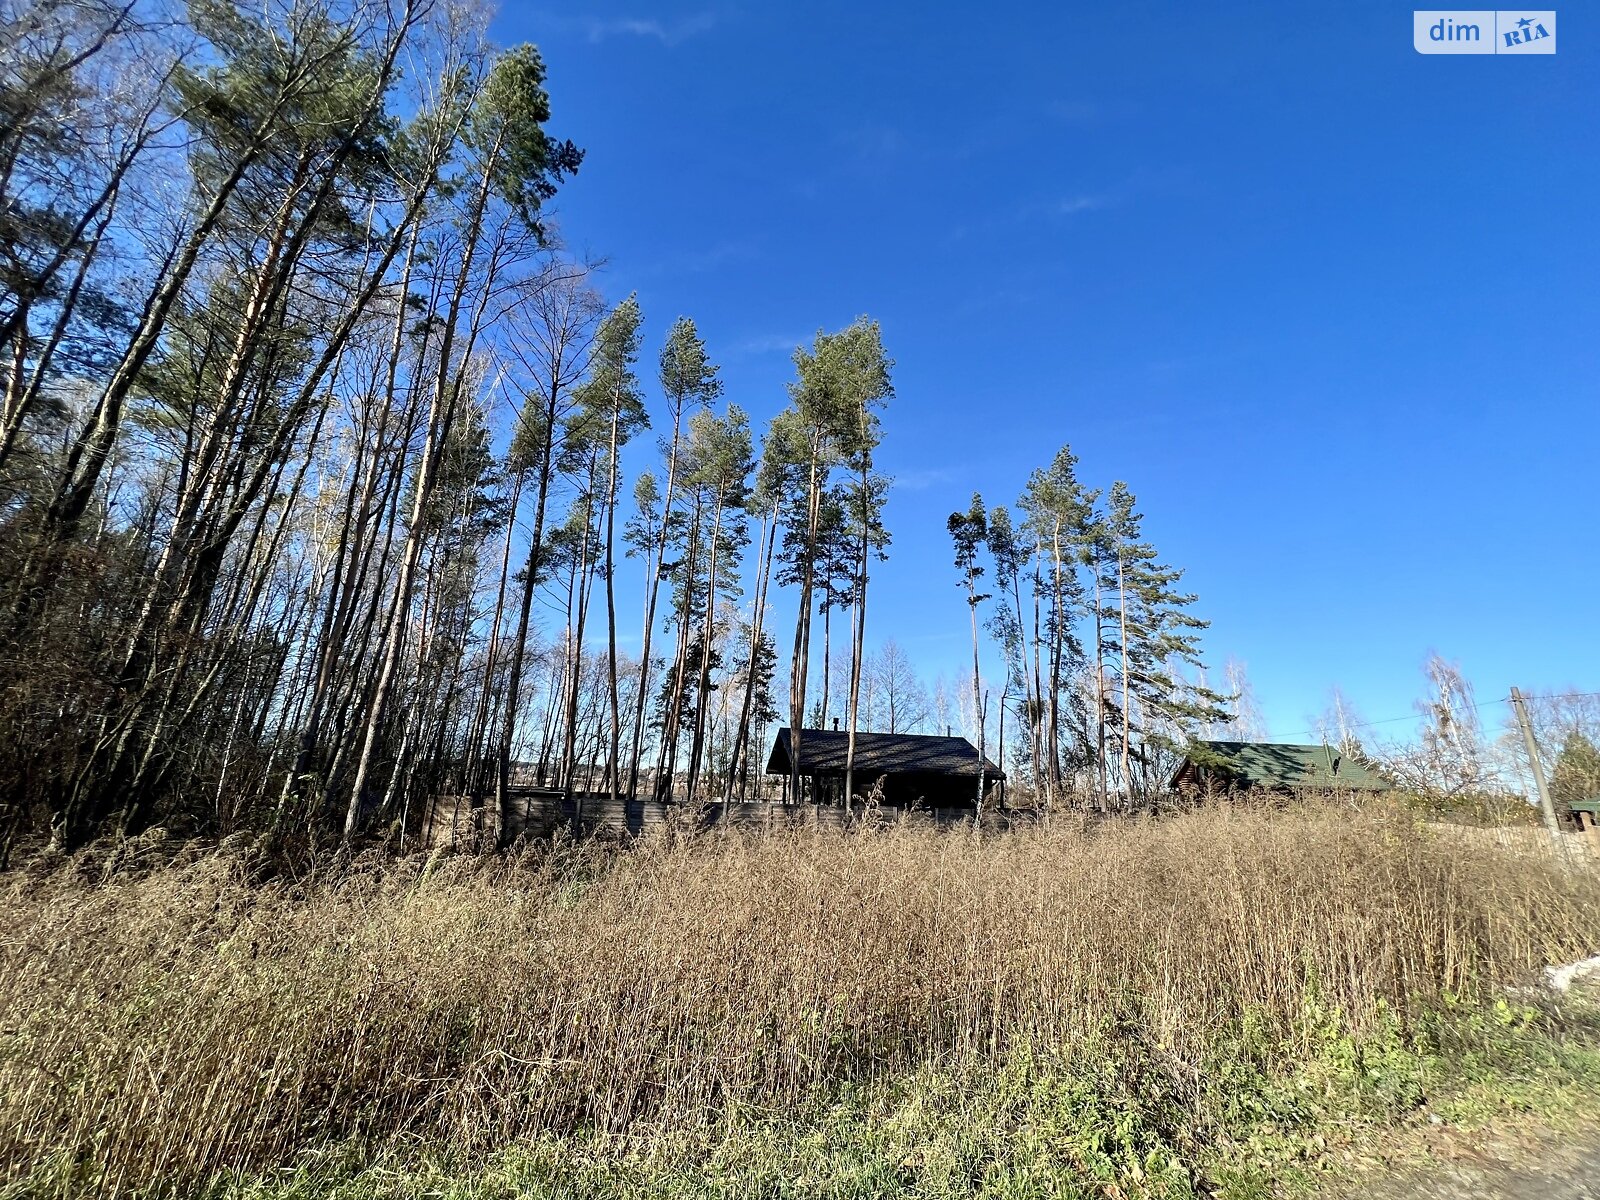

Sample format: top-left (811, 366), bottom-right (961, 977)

top-left (832, 717), bottom-right (840, 731)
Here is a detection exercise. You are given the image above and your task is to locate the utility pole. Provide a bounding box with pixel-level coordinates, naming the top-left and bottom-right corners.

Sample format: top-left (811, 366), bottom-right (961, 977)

top-left (1510, 687), bottom-right (1563, 844)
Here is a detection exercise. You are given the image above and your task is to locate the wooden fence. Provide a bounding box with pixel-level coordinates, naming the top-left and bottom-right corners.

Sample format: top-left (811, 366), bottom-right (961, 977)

top-left (423, 790), bottom-right (1028, 848)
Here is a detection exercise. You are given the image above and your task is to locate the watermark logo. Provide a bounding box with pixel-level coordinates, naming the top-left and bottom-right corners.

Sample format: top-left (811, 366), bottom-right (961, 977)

top-left (1414, 11), bottom-right (1556, 53)
top-left (1501, 12), bottom-right (1553, 49)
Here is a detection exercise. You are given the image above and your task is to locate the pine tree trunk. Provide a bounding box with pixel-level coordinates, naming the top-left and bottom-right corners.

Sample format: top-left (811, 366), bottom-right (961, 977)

top-left (1049, 528), bottom-right (1067, 805)
top-left (1117, 551), bottom-right (1133, 809)
top-left (466, 468), bottom-right (523, 797)
top-left (561, 503), bottom-right (598, 823)
top-left (727, 503), bottom-right (776, 810)
top-left (626, 405), bottom-right (684, 800)
top-left (969, 587), bottom-right (983, 806)
top-left (35, 5), bottom-right (418, 563)
top-left (1032, 544), bottom-right (1049, 809)
top-left (497, 393), bottom-right (561, 823)
top-left (655, 496), bottom-right (702, 801)
top-left (285, 222), bottom-right (422, 817)
top-left (843, 464), bottom-right (871, 811)
top-left (347, 128), bottom-right (498, 842)
top-left (685, 496), bottom-right (724, 805)
top-left (820, 599), bottom-right (832, 727)
top-left (1093, 571), bottom-right (1108, 812)
top-left (788, 438), bottom-right (823, 808)
top-left (603, 407), bottom-right (623, 800)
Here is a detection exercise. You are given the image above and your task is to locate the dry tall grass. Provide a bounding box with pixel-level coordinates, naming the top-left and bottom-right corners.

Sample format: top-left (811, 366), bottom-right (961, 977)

top-left (2, 803), bottom-right (1597, 1194)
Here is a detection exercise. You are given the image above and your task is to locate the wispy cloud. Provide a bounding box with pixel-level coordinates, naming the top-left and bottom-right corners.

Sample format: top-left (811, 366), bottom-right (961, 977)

top-left (1036, 167), bottom-right (1189, 222)
top-left (942, 188), bottom-right (1116, 250)
top-left (635, 238), bottom-right (759, 278)
top-left (902, 630), bottom-right (962, 646)
top-left (543, 11), bottom-right (718, 47)
top-left (730, 332), bottom-right (808, 358)
top-left (951, 284), bottom-right (1044, 318)
top-left (1055, 193), bottom-right (1108, 216)
top-left (835, 123), bottom-right (905, 161)
top-left (890, 466), bottom-right (960, 492)
top-left (1015, 190), bottom-right (1115, 220)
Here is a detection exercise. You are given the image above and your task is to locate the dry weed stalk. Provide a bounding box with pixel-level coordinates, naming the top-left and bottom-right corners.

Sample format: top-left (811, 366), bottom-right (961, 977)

top-left (1, 801), bottom-right (1595, 1193)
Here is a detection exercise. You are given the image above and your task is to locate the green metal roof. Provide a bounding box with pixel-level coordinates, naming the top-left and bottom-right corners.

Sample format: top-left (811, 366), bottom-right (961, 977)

top-left (1177, 740), bottom-right (1391, 791)
top-left (1568, 797), bottom-right (1600, 816)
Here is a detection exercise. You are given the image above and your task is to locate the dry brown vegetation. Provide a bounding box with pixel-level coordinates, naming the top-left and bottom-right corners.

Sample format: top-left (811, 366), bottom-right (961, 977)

top-left (3, 803), bottom-right (1599, 1196)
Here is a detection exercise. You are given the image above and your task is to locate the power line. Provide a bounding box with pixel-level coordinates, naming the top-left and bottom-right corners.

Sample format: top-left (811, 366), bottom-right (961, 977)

top-left (1280, 696), bottom-right (1508, 742)
top-left (1278, 690), bottom-right (1600, 743)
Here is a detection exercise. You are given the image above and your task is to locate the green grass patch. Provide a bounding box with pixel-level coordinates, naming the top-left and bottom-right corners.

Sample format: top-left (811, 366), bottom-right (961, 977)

top-left (21, 995), bottom-right (1589, 1200)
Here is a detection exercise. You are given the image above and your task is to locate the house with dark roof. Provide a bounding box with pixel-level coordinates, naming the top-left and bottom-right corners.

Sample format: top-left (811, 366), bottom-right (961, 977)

top-left (1170, 740), bottom-right (1391, 795)
top-left (765, 727), bottom-right (1004, 809)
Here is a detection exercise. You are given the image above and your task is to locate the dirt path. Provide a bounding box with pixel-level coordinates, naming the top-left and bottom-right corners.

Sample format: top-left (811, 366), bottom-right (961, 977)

top-left (1340, 1126), bottom-right (1600, 1200)
top-left (1374, 1149), bottom-right (1600, 1199)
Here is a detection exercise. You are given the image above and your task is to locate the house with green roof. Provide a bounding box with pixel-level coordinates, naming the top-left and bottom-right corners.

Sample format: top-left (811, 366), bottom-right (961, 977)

top-left (1170, 740), bottom-right (1391, 795)
top-left (1567, 796), bottom-right (1600, 831)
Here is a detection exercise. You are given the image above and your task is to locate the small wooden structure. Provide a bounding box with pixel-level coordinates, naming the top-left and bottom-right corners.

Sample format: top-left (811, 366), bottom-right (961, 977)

top-left (426, 789), bottom-right (673, 846)
top-left (764, 727), bottom-right (1004, 809)
top-left (1568, 797), bottom-right (1600, 834)
top-left (424, 783), bottom-right (1023, 848)
top-left (1170, 740), bottom-right (1391, 795)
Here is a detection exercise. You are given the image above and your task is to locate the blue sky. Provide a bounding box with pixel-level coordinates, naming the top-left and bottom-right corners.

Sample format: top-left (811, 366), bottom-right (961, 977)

top-left (497, 2), bottom-right (1598, 740)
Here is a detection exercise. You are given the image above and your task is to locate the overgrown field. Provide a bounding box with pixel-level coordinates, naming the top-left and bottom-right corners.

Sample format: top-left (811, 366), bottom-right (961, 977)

top-left (4, 805), bottom-right (1600, 1198)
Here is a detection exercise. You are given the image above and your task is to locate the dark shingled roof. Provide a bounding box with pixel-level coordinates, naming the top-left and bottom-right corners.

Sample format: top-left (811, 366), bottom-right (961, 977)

top-left (1173, 740), bottom-right (1391, 791)
top-left (765, 728), bottom-right (1004, 779)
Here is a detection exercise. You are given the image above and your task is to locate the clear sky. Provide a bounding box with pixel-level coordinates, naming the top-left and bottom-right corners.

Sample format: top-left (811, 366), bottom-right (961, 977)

top-left (495, 2), bottom-right (1599, 742)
